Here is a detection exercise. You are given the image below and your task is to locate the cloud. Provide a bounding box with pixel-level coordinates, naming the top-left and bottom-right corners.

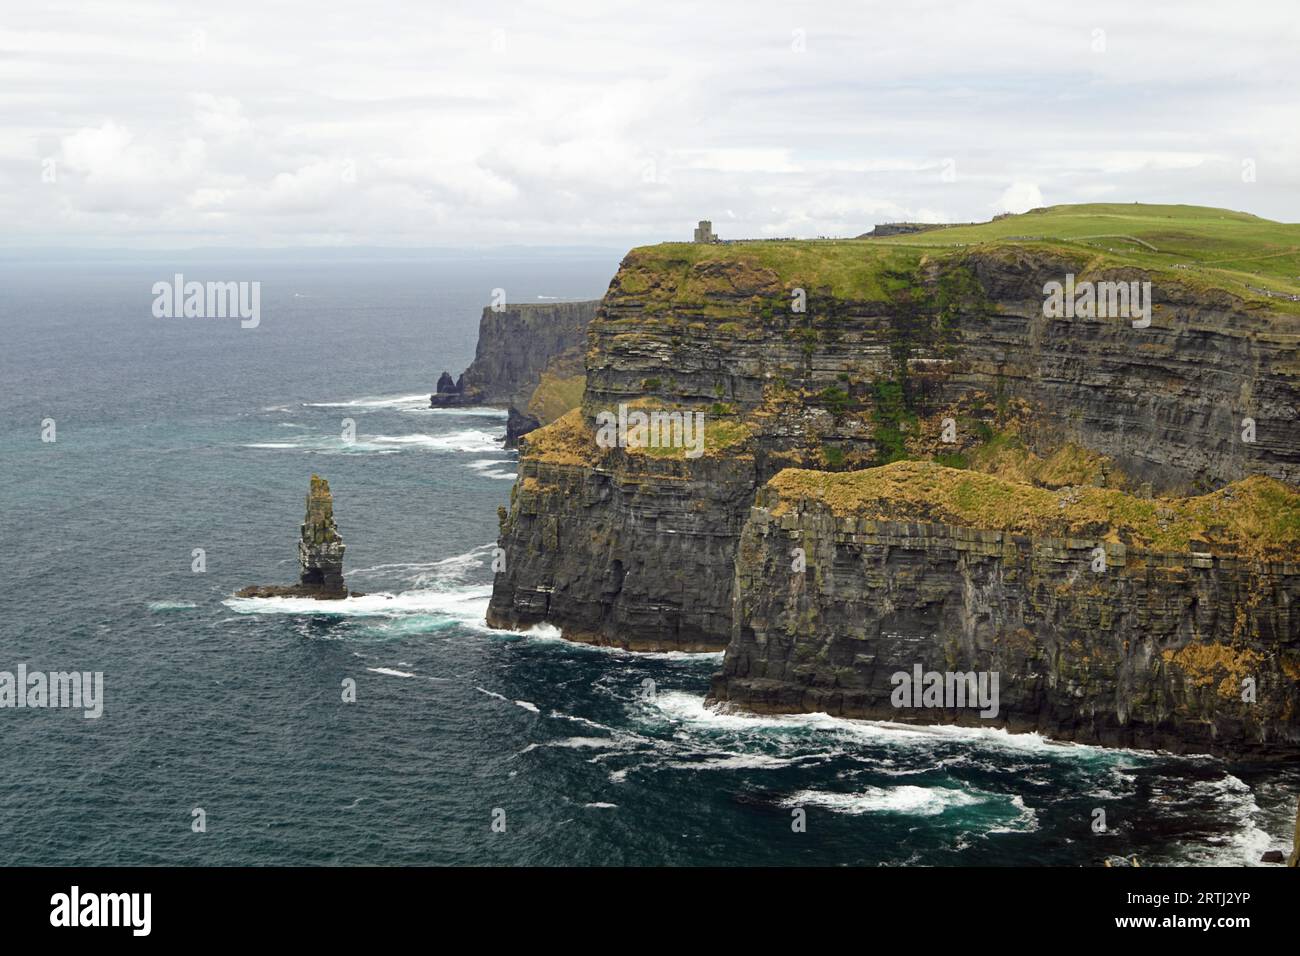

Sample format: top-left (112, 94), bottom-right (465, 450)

top-left (995, 183), bottom-right (1045, 215)
top-left (1, 0), bottom-right (1296, 248)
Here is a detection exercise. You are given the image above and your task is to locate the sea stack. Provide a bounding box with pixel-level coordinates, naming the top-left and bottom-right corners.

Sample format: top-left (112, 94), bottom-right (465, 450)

top-left (236, 474), bottom-right (358, 599)
top-left (298, 475), bottom-right (346, 595)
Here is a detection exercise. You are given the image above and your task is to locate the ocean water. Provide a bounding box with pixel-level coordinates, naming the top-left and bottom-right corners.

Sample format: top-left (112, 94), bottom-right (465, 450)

top-left (1, 254), bottom-right (1296, 867)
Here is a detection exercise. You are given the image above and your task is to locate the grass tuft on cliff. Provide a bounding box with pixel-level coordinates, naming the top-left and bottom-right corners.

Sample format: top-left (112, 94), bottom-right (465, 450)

top-left (766, 460), bottom-right (1300, 557)
top-left (518, 408), bottom-right (593, 465)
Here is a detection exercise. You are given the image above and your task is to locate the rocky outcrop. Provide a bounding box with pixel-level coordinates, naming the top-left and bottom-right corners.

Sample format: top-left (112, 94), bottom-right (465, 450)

top-left (431, 300), bottom-right (599, 444)
top-left (237, 475), bottom-right (360, 599)
top-left (706, 462), bottom-right (1300, 757)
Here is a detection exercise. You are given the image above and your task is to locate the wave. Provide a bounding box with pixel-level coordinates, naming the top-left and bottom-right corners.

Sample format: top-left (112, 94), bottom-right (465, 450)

top-left (782, 785), bottom-right (984, 816)
top-left (510, 625), bottom-right (725, 662)
top-left (147, 600), bottom-right (199, 611)
top-left (241, 429), bottom-right (503, 455)
top-left (647, 692), bottom-right (1145, 760)
top-left (301, 392), bottom-right (432, 410)
top-left (300, 392), bottom-right (508, 418)
top-left (367, 667), bottom-right (416, 678)
top-left (222, 584), bottom-right (491, 624)
top-left (466, 458), bottom-right (519, 480)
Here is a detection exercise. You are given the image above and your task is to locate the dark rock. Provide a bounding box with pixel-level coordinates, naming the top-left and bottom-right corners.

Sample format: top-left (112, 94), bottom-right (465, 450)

top-left (1261, 850), bottom-right (1285, 863)
top-left (236, 474), bottom-right (361, 600)
top-left (504, 406), bottom-right (541, 447)
top-left (431, 301), bottom-right (597, 417)
top-left (706, 478), bottom-right (1300, 758)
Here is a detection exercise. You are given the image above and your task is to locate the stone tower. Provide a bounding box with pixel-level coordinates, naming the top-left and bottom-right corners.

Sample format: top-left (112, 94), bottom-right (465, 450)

top-left (693, 220), bottom-right (717, 243)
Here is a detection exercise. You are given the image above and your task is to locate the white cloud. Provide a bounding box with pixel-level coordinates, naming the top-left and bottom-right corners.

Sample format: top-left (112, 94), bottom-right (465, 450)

top-left (1, 0), bottom-right (1296, 248)
top-left (995, 183), bottom-right (1045, 215)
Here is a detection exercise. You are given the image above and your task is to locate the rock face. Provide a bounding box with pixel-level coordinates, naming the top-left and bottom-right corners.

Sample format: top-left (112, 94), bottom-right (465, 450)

top-left (490, 244), bottom-right (1300, 654)
top-left (707, 464), bottom-right (1300, 757)
top-left (486, 206), bottom-right (1300, 755)
top-left (431, 300), bottom-right (599, 445)
top-left (236, 475), bottom-right (358, 600)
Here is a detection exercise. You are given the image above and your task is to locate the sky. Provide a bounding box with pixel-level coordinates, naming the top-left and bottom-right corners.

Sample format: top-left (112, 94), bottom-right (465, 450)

top-left (2, 0), bottom-right (1297, 249)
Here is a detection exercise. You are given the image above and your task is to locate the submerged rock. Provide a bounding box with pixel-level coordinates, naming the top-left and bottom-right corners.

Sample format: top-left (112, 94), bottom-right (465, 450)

top-left (236, 475), bottom-right (361, 599)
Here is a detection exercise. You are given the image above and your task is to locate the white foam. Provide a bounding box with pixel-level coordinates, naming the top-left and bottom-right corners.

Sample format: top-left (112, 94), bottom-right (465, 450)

top-left (650, 692), bottom-right (1139, 759)
top-left (367, 667), bottom-right (416, 678)
top-left (147, 601), bottom-right (199, 611)
top-left (987, 794), bottom-right (1041, 834)
top-left (668, 752), bottom-right (806, 772)
top-left (545, 737), bottom-right (621, 749)
top-left (512, 626), bottom-right (724, 662)
top-left (365, 430), bottom-right (503, 453)
top-left (242, 428), bottom-right (503, 455)
top-left (223, 584), bottom-right (491, 623)
top-left (783, 785), bottom-right (983, 816)
top-left (584, 802), bottom-right (618, 809)
top-left (514, 700), bottom-right (540, 713)
top-left (302, 392), bottom-right (432, 410)
top-left (1170, 774), bottom-right (1276, 866)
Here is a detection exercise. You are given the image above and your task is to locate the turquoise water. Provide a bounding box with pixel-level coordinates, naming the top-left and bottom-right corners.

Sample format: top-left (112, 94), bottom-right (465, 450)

top-left (1, 255), bottom-right (1295, 866)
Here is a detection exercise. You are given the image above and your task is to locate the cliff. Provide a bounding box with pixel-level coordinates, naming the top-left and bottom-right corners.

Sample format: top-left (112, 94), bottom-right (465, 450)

top-left (486, 203), bottom-right (1300, 754)
top-left (708, 462), bottom-right (1300, 756)
top-left (432, 299), bottom-right (599, 444)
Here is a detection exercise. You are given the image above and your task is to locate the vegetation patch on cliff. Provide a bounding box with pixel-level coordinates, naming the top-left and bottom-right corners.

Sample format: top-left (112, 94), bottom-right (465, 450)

top-left (766, 460), bottom-right (1300, 557)
top-left (518, 408), bottom-right (594, 466)
top-left (527, 370), bottom-right (586, 426)
top-left (618, 242), bottom-right (927, 304)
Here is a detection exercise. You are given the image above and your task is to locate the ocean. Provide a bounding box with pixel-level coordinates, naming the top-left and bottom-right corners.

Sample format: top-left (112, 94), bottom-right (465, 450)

top-left (1, 253), bottom-right (1295, 866)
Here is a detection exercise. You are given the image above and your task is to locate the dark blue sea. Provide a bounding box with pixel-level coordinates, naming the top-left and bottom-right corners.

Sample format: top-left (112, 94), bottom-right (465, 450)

top-left (1, 252), bottom-right (1296, 866)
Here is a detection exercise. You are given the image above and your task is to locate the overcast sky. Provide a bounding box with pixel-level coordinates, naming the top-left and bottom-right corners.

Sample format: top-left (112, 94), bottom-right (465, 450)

top-left (2, 0), bottom-right (1297, 249)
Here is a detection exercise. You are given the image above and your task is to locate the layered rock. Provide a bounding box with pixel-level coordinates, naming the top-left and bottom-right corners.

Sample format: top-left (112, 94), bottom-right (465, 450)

top-left (486, 206), bottom-right (1300, 754)
top-left (706, 462), bottom-right (1300, 757)
top-left (490, 240), bottom-right (1300, 656)
top-left (432, 300), bottom-right (599, 445)
top-left (237, 475), bottom-right (359, 599)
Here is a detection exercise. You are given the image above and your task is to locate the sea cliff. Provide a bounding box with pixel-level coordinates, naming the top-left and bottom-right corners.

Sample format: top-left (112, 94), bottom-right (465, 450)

top-left (433, 299), bottom-right (598, 444)
top-left (485, 204), bottom-right (1300, 755)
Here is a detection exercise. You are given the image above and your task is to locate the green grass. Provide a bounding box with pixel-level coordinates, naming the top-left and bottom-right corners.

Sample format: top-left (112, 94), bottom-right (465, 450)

top-left (622, 204), bottom-right (1300, 313)
top-left (767, 460), bottom-right (1300, 558)
top-left (619, 240), bottom-right (926, 302)
top-left (869, 203), bottom-right (1300, 309)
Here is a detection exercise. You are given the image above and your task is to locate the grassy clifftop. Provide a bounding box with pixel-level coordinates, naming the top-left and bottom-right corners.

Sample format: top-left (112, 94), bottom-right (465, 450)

top-left (623, 203), bottom-right (1300, 311)
top-left (767, 460), bottom-right (1300, 558)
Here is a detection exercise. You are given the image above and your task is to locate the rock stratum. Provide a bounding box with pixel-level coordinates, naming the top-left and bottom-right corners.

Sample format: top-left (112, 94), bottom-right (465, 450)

top-left (431, 299), bottom-right (599, 445)
top-left (485, 203), bottom-right (1300, 756)
top-left (237, 474), bottom-right (361, 599)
